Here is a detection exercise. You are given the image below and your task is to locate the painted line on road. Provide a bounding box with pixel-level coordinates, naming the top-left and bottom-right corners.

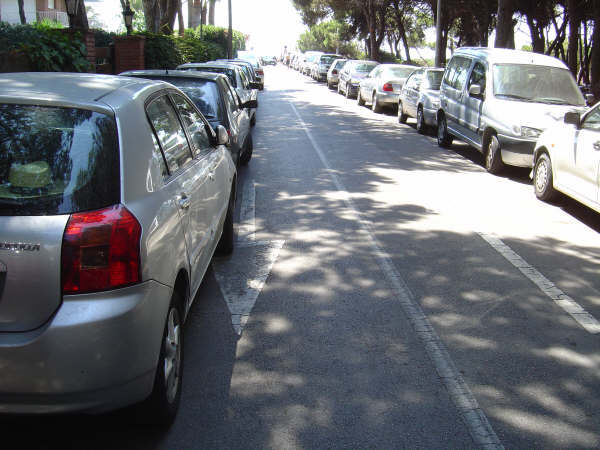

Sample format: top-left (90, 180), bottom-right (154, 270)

top-left (236, 179), bottom-right (256, 242)
top-left (290, 102), bottom-right (503, 449)
top-left (478, 232), bottom-right (600, 334)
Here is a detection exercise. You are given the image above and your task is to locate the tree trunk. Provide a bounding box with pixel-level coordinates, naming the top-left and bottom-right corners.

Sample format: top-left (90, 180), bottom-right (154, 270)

top-left (591, 1), bottom-right (600, 100)
top-left (70, 0), bottom-right (89, 29)
top-left (495, 0), bottom-right (515, 48)
top-left (18, 0), bottom-right (26, 24)
top-left (208, 0), bottom-right (216, 25)
top-left (527, 16), bottom-right (545, 53)
top-left (144, 0), bottom-right (161, 32)
top-left (177, 0), bottom-right (184, 35)
top-left (567, 0), bottom-right (580, 76)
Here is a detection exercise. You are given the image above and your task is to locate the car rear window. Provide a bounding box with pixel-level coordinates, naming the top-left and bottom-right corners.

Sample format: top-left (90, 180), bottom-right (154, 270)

top-left (0, 104), bottom-right (119, 216)
top-left (194, 67), bottom-right (237, 87)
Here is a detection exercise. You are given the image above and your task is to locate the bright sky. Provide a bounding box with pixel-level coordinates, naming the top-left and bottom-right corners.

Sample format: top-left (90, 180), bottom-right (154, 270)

top-left (87, 0), bottom-right (307, 56)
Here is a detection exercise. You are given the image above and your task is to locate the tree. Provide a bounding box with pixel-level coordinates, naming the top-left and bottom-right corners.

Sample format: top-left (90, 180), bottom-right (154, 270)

top-left (495, 0), bottom-right (515, 48)
top-left (18, 0), bottom-right (26, 24)
top-left (567, 0), bottom-right (582, 76)
top-left (591, 0), bottom-right (600, 98)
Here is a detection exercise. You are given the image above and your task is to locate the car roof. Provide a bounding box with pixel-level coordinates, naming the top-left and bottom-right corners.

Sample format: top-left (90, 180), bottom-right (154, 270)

top-left (0, 72), bottom-right (164, 113)
top-left (178, 62), bottom-right (239, 70)
top-left (453, 47), bottom-right (568, 68)
top-left (379, 64), bottom-right (417, 69)
top-left (121, 69), bottom-right (225, 83)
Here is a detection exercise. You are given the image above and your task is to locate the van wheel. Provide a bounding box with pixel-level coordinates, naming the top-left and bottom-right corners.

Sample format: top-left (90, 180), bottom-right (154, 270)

top-left (140, 293), bottom-right (184, 426)
top-left (337, 82), bottom-right (342, 95)
top-left (534, 153), bottom-right (558, 202)
top-left (345, 83), bottom-right (352, 99)
top-left (416, 106), bottom-right (426, 134)
top-left (357, 90), bottom-right (365, 106)
top-left (398, 101), bottom-right (408, 123)
top-left (485, 135), bottom-right (504, 175)
top-left (437, 114), bottom-right (453, 148)
top-left (372, 93), bottom-right (382, 113)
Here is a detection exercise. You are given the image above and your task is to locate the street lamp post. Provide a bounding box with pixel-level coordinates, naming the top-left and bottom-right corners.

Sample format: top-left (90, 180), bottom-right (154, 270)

top-left (122, 1), bottom-right (134, 35)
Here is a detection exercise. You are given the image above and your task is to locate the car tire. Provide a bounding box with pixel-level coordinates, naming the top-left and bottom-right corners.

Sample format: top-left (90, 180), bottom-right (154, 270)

top-left (357, 90), bottom-right (365, 106)
top-left (485, 134), bottom-right (504, 175)
top-left (437, 114), bottom-right (453, 148)
top-left (140, 293), bottom-right (184, 426)
top-left (250, 113), bottom-right (256, 127)
top-left (240, 134), bottom-right (253, 166)
top-left (337, 82), bottom-right (343, 95)
top-left (416, 106), bottom-right (426, 134)
top-left (216, 187), bottom-right (235, 255)
top-left (534, 152), bottom-right (558, 202)
top-left (398, 101), bottom-right (408, 124)
top-left (327, 80), bottom-right (332, 89)
top-left (345, 83), bottom-right (352, 99)
top-left (372, 93), bottom-right (382, 113)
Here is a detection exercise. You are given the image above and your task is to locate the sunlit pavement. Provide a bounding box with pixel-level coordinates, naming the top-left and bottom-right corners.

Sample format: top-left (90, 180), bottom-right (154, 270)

top-left (4, 65), bottom-right (600, 449)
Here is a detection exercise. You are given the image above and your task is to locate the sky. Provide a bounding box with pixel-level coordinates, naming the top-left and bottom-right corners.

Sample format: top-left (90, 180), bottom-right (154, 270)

top-left (86, 0), bottom-right (307, 56)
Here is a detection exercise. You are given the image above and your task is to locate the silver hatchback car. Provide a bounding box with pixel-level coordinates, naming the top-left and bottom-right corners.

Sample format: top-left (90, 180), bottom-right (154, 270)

top-left (0, 73), bottom-right (236, 422)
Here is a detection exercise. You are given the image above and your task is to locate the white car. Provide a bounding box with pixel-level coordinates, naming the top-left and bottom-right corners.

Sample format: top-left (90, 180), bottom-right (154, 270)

top-left (533, 104), bottom-right (600, 213)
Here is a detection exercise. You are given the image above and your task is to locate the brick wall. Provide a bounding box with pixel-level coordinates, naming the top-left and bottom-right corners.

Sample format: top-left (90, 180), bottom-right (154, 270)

top-left (114, 36), bottom-right (145, 75)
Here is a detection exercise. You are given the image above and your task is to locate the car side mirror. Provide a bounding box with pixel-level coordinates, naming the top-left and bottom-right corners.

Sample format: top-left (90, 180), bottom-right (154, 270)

top-left (585, 93), bottom-right (595, 105)
top-left (242, 99), bottom-right (258, 109)
top-left (215, 125), bottom-right (229, 146)
top-left (468, 84), bottom-right (482, 96)
top-left (564, 111), bottom-right (581, 128)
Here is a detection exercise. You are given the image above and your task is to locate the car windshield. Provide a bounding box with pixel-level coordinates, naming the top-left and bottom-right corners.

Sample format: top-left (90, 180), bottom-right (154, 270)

top-left (355, 63), bottom-right (378, 73)
top-left (0, 104), bottom-right (119, 216)
top-left (146, 77), bottom-right (222, 121)
top-left (493, 64), bottom-right (585, 106)
top-left (387, 67), bottom-right (415, 78)
top-left (426, 71), bottom-right (444, 90)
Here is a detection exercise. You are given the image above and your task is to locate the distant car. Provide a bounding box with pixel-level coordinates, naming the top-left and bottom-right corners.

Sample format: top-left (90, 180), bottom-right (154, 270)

top-left (0, 72), bottom-right (235, 420)
top-left (398, 67), bottom-right (445, 133)
top-left (122, 70), bottom-right (256, 167)
top-left (311, 53), bottom-right (343, 82)
top-left (176, 62), bottom-right (259, 126)
top-left (533, 105), bottom-right (600, 212)
top-left (262, 56), bottom-right (276, 66)
top-left (217, 59), bottom-right (264, 90)
top-left (357, 64), bottom-right (416, 113)
top-left (326, 58), bottom-right (347, 89)
top-left (338, 60), bottom-right (379, 99)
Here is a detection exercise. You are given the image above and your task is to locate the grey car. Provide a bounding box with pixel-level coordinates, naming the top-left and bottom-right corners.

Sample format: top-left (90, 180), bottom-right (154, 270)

top-left (0, 72), bottom-right (236, 421)
top-left (327, 58), bottom-right (347, 89)
top-left (176, 62), bottom-right (259, 126)
top-left (311, 53), bottom-right (343, 81)
top-left (338, 60), bottom-right (379, 99)
top-left (358, 64), bottom-right (416, 113)
top-left (398, 67), bottom-right (444, 133)
top-left (122, 70), bottom-right (256, 167)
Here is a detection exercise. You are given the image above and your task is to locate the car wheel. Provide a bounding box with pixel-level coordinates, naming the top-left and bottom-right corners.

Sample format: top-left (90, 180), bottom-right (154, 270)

top-left (372, 93), bottom-right (382, 113)
top-left (485, 134), bottom-right (504, 175)
top-left (216, 186), bottom-right (235, 255)
top-left (240, 134), bottom-right (253, 166)
top-left (357, 89), bottom-right (365, 106)
top-left (250, 113), bottom-right (256, 127)
top-left (141, 294), bottom-right (184, 426)
top-left (416, 106), bottom-right (426, 134)
top-left (345, 83), bottom-right (352, 99)
top-left (437, 114), bottom-right (453, 148)
top-left (337, 82), bottom-right (342, 95)
top-left (398, 101), bottom-right (408, 124)
top-left (327, 80), bottom-right (332, 89)
top-left (534, 153), bottom-right (558, 202)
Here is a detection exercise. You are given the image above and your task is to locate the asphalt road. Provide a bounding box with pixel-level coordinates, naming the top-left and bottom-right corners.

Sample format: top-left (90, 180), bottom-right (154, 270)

top-left (5, 65), bottom-right (600, 449)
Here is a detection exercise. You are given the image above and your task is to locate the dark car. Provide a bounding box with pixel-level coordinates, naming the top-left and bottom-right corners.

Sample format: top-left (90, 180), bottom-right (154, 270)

top-left (121, 70), bottom-right (256, 167)
top-left (217, 59), bottom-right (264, 90)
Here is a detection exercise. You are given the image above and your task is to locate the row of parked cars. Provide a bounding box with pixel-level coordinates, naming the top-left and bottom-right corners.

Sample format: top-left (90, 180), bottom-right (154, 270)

top-left (293, 47), bottom-right (600, 215)
top-left (0, 56), bottom-right (266, 423)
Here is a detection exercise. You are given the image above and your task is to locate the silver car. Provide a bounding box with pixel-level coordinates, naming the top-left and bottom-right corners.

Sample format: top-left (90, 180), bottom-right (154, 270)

top-left (327, 58), bottom-right (347, 89)
top-left (0, 73), bottom-right (236, 421)
top-left (357, 64), bottom-right (416, 113)
top-left (398, 67), bottom-right (445, 133)
top-left (338, 60), bottom-right (379, 99)
top-left (311, 53), bottom-right (343, 81)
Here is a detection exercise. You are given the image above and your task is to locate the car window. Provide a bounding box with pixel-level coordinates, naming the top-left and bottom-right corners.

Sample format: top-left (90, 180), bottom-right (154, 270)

top-left (426, 71), bottom-right (444, 90)
top-left (0, 104), bottom-right (119, 216)
top-left (582, 107), bottom-right (600, 131)
top-left (170, 93), bottom-right (212, 157)
top-left (239, 69), bottom-right (249, 89)
top-left (443, 56), bottom-right (471, 91)
top-left (468, 62), bottom-right (486, 93)
top-left (388, 67), bottom-right (416, 79)
top-left (197, 67), bottom-right (237, 87)
top-left (146, 95), bottom-right (193, 175)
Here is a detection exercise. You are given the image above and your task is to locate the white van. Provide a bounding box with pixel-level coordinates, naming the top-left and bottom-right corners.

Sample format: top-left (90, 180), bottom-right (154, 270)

top-left (436, 47), bottom-right (587, 173)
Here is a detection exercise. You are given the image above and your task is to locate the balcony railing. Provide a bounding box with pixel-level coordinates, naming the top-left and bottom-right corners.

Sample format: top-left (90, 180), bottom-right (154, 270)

top-left (36, 10), bottom-right (69, 26)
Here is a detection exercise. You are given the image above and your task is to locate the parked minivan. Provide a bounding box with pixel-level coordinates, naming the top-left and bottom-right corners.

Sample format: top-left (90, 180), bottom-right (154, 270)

top-left (437, 47), bottom-right (587, 174)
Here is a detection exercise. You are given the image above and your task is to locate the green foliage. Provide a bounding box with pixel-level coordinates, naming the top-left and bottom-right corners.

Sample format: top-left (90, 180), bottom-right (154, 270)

top-left (179, 30), bottom-right (224, 62)
top-left (192, 24), bottom-right (246, 55)
top-left (0, 22), bottom-right (91, 72)
top-left (140, 32), bottom-right (184, 69)
top-left (93, 28), bottom-right (116, 48)
top-left (298, 19), bottom-right (360, 57)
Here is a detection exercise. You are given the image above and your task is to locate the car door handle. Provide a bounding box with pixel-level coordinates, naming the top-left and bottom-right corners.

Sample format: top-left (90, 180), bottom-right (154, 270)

top-left (177, 194), bottom-right (191, 210)
top-left (594, 141), bottom-right (600, 151)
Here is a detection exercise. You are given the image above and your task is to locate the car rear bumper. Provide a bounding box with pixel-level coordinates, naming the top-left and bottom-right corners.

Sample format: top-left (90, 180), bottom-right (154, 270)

top-left (376, 91), bottom-right (400, 105)
top-left (497, 134), bottom-right (536, 168)
top-left (0, 280), bottom-right (171, 414)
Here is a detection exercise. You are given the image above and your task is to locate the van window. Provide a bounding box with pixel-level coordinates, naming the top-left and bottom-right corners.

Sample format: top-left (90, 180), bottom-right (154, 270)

top-left (443, 56), bottom-right (472, 91)
top-left (492, 64), bottom-right (585, 106)
top-left (468, 62), bottom-right (486, 93)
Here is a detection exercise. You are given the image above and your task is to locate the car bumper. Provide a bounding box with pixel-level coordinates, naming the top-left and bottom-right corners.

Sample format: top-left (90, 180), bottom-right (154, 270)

top-left (497, 134), bottom-right (536, 168)
top-left (347, 83), bottom-right (359, 96)
top-left (318, 72), bottom-right (328, 81)
top-left (376, 91), bottom-right (400, 106)
top-left (328, 75), bottom-right (339, 85)
top-left (423, 105), bottom-right (438, 126)
top-left (0, 280), bottom-right (171, 414)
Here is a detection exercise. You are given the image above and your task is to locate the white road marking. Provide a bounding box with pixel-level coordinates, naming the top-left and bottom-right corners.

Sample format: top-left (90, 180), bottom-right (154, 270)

top-left (290, 103), bottom-right (503, 449)
top-left (478, 232), bottom-right (600, 334)
top-left (214, 178), bottom-right (285, 335)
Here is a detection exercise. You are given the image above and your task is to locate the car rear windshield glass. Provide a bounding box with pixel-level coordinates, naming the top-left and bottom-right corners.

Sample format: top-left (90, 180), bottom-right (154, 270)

top-left (0, 104), bottom-right (119, 216)
top-left (387, 67), bottom-right (416, 78)
top-left (493, 64), bottom-right (585, 106)
top-left (426, 71), bottom-right (444, 89)
top-left (334, 60), bottom-right (347, 69)
top-left (195, 67), bottom-right (237, 87)
top-left (320, 55), bottom-right (341, 64)
top-left (150, 77), bottom-right (222, 121)
top-left (355, 63), bottom-right (378, 72)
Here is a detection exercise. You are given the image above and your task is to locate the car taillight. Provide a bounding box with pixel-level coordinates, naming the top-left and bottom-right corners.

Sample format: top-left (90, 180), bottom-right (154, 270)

top-left (257, 69), bottom-right (264, 76)
top-left (62, 204), bottom-right (141, 294)
top-left (383, 83), bottom-right (394, 92)
top-left (332, 70), bottom-right (338, 75)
